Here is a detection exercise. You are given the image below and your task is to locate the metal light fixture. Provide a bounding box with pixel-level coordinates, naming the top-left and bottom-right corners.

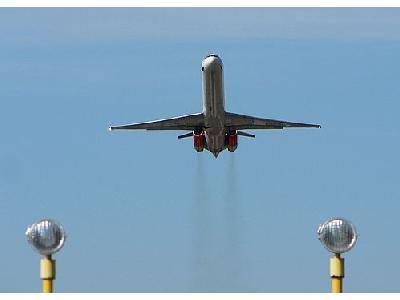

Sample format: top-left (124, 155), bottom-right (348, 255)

top-left (26, 219), bottom-right (67, 293)
top-left (317, 217), bottom-right (358, 293)
top-left (317, 217), bottom-right (357, 254)
top-left (26, 219), bottom-right (66, 256)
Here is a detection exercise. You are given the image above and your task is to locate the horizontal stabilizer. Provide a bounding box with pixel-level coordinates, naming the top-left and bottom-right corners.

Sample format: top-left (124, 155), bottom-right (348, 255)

top-left (178, 132), bottom-right (194, 139)
top-left (237, 131), bottom-right (256, 138)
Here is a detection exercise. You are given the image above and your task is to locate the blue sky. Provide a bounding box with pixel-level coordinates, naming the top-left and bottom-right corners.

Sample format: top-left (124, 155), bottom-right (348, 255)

top-left (1, 8), bottom-right (400, 292)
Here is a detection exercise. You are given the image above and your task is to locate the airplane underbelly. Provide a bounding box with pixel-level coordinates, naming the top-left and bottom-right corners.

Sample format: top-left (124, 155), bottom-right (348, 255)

top-left (202, 65), bottom-right (225, 118)
top-left (201, 55), bottom-right (227, 155)
top-left (205, 132), bottom-right (225, 153)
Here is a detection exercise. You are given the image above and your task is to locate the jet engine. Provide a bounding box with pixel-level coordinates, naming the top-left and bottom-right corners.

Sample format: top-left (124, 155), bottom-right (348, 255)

top-left (226, 130), bottom-right (238, 152)
top-left (193, 130), bottom-right (205, 152)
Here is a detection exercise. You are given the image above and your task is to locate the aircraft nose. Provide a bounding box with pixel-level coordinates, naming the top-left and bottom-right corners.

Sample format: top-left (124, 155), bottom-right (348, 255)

top-left (202, 54), bottom-right (223, 71)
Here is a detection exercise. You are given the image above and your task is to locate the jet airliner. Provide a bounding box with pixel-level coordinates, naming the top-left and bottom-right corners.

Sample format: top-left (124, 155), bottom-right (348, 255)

top-left (109, 54), bottom-right (321, 158)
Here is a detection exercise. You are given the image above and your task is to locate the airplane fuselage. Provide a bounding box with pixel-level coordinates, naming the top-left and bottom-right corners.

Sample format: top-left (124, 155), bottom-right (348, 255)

top-left (201, 54), bottom-right (226, 157)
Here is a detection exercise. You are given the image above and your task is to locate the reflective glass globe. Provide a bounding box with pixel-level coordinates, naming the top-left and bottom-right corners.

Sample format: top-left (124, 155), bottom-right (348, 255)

top-left (317, 218), bottom-right (357, 254)
top-left (26, 219), bottom-right (66, 255)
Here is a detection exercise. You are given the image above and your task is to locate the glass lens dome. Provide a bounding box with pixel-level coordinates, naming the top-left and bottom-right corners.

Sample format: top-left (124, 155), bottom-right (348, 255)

top-left (26, 219), bottom-right (66, 255)
top-left (317, 218), bottom-right (357, 253)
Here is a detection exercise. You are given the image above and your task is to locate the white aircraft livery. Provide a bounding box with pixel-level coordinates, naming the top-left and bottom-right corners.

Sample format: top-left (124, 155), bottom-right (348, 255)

top-left (109, 54), bottom-right (321, 158)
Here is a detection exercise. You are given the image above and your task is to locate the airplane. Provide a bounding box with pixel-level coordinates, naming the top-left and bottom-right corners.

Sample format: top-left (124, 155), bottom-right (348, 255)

top-left (109, 54), bottom-right (321, 158)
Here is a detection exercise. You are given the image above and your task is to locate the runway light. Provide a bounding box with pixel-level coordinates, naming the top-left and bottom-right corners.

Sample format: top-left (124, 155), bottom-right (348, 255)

top-left (317, 217), bottom-right (357, 254)
top-left (317, 217), bottom-right (358, 293)
top-left (26, 219), bottom-right (66, 293)
top-left (26, 219), bottom-right (66, 256)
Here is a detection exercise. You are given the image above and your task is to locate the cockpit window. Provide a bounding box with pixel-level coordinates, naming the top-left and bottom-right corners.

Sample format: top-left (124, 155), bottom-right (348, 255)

top-left (206, 54), bottom-right (219, 59)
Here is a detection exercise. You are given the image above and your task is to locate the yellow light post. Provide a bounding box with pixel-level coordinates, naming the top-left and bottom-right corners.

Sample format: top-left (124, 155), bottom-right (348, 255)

top-left (330, 253), bottom-right (344, 293)
top-left (317, 217), bottom-right (357, 293)
top-left (40, 255), bottom-right (56, 293)
top-left (26, 219), bottom-right (66, 293)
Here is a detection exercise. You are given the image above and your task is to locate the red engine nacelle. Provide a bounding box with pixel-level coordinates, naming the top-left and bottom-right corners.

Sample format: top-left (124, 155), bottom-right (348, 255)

top-left (193, 131), bottom-right (205, 152)
top-left (226, 131), bottom-right (238, 152)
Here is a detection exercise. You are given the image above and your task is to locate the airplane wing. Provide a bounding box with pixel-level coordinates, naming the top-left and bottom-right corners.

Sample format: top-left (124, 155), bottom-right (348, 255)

top-left (109, 113), bottom-right (205, 131)
top-left (225, 112), bottom-right (321, 130)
